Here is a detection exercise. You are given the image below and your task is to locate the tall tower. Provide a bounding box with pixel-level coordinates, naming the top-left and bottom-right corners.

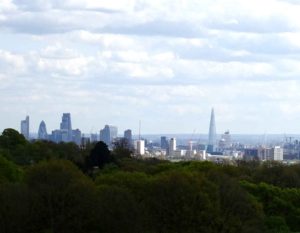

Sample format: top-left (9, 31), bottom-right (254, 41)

top-left (124, 129), bottom-right (132, 145)
top-left (207, 108), bottom-right (217, 153)
top-left (60, 113), bottom-right (72, 142)
top-left (100, 125), bottom-right (118, 147)
top-left (169, 138), bottom-right (177, 156)
top-left (21, 116), bottom-right (29, 140)
top-left (38, 121), bottom-right (48, 140)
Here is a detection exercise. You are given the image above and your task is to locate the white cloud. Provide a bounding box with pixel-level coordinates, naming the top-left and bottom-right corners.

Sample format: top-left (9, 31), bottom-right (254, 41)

top-left (2, 0), bottom-right (300, 133)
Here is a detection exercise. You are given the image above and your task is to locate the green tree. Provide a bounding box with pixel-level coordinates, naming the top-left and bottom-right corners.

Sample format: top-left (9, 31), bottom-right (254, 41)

top-left (25, 159), bottom-right (98, 233)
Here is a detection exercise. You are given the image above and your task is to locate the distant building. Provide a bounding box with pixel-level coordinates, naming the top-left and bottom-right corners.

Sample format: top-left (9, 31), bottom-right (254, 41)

top-left (124, 129), bottom-right (132, 144)
top-left (136, 140), bottom-right (145, 155)
top-left (81, 136), bottom-right (91, 148)
top-left (273, 146), bottom-right (284, 161)
top-left (72, 129), bottom-right (81, 146)
top-left (161, 136), bottom-right (169, 150)
top-left (244, 146), bottom-right (284, 161)
top-left (60, 113), bottom-right (72, 142)
top-left (90, 133), bottom-right (98, 143)
top-left (51, 130), bottom-right (62, 143)
top-left (260, 146), bottom-right (284, 161)
top-left (38, 121), bottom-right (48, 140)
top-left (21, 116), bottom-right (30, 140)
top-left (169, 138), bottom-right (176, 156)
top-left (244, 148), bottom-right (259, 160)
top-left (207, 108), bottom-right (217, 153)
top-left (219, 130), bottom-right (231, 150)
top-left (100, 125), bottom-right (118, 147)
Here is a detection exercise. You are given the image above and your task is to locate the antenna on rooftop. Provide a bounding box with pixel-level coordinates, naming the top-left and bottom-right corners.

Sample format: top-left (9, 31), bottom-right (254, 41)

top-left (139, 120), bottom-right (141, 140)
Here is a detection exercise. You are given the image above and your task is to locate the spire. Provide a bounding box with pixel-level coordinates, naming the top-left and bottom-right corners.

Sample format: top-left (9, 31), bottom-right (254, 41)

top-left (207, 108), bottom-right (217, 153)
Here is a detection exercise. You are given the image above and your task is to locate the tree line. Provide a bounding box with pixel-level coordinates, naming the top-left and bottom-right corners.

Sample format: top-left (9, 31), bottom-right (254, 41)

top-left (0, 128), bottom-right (300, 233)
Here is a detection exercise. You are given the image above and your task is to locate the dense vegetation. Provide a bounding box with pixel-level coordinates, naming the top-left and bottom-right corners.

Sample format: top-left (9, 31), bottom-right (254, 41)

top-left (1, 128), bottom-right (300, 233)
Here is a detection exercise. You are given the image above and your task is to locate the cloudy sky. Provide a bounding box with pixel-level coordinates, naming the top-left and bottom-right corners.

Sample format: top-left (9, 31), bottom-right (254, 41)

top-left (1, 0), bottom-right (300, 135)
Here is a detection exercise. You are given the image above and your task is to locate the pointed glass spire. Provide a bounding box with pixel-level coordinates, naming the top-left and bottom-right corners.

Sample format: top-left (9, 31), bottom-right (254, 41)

top-left (207, 108), bottom-right (217, 153)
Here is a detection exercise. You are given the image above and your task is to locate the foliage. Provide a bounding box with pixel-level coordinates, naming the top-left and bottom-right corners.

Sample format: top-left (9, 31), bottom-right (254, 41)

top-left (1, 128), bottom-right (300, 232)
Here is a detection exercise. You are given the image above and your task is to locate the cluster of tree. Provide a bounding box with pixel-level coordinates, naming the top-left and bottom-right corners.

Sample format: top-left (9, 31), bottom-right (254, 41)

top-left (1, 129), bottom-right (300, 232)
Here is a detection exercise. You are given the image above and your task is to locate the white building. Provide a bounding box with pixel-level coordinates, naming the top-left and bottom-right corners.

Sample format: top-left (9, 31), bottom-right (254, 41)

top-left (273, 146), bottom-right (283, 161)
top-left (136, 140), bottom-right (145, 155)
top-left (169, 138), bottom-right (176, 156)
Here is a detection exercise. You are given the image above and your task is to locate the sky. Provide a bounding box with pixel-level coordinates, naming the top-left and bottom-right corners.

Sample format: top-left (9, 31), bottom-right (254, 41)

top-left (1, 0), bottom-right (300, 135)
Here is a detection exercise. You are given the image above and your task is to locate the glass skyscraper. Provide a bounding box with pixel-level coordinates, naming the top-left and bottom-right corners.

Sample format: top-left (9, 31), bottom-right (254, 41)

top-left (60, 113), bottom-right (72, 142)
top-left (21, 116), bottom-right (29, 140)
top-left (38, 120), bottom-right (48, 140)
top-left (207, 108), bottom-right (217, 153)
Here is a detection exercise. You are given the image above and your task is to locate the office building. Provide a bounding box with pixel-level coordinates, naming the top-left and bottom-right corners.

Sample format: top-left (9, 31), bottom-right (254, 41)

top-left (124, 129), bottom-right (132, 144)
top-left (100, 125), bottom-right (118, 147)
top-left (90, 133), bottom-right (98, 143)
top-left (273, 146), bottom-right (283, 161)
top-left (51, 130), bottom-right (62, 143)
top-left (169, 138), bottom-right (176, 156)
top-left (207, 108), bottom-right (217, 153)
top-left (161, 136), bottom-right (168, 150)
top-left (38, 121), bottom-right (48, 140)
top-left (60, 113), bottom-right (72, 142)
top-left (72, 129), bottom-right (82, 146)
top-left (136, 140), bottom-right (145, 155)
top-left (20, 116), bottom-right (29, 140)
top-left (219, 130), bottom-right (231, 150)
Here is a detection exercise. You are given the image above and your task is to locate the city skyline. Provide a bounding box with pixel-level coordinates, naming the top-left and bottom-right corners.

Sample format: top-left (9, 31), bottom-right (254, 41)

top-left (2, 1), bottom-right (300, 134)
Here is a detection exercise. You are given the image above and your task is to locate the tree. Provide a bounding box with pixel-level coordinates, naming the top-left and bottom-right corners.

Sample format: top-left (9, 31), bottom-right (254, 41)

top-left (0, 155), bottom-right (23, 183)
top-left (87, 141), bottom-right (113, 169)
top-left (112, 138), bottom-right (133, 160)
top-left (25, 160), bottom-right (98, 233)
top-left (0, 128), bottom-right (27, 150)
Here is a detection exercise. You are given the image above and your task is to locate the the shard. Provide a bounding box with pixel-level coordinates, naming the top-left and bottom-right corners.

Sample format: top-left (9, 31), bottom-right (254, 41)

top-left (207, 108), bottom-right (217, 153)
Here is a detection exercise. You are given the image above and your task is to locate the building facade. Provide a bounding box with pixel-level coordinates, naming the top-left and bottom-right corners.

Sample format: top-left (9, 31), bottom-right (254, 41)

top-left (100, 125), bottom-right (118, 147)
top-left (20, 116), bottom-right (30, 140)
top-left (38, 120), bottom-right (48, 140)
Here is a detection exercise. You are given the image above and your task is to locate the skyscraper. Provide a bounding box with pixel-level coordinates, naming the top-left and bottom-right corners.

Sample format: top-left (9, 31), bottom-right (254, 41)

top-left (38, 121), bottom-right (48, 140)
top-left (136, 140), bottom-right (145, 155)
top-left (169, 138), bottom-right (176, 156)
top-left (124, 129), bottom-right (132, 144)
top-left (72, 129), bottom-right (82, 146)
top-left (20, 116), bottom-right (29, 140)
top-left (161, 136), bottom-right (168, 150)
top-left (60, 113), bottom-right (72, 142)
top-left (207, 108), bottom-right (217, 153)
top-left (100, 125), bottom-right (118, 147)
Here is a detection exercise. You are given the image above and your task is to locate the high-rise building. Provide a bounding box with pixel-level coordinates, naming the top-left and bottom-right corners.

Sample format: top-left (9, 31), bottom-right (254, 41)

top-left (20, 116), bottom-right (29, 140)
top-left (161, 136), bottom-right (168, 150)
top-left (169, 138), bottom-right (176, 156)
top-left (60, 113), bottom-right (72, 142)
top-left (219, 130), bottom-right (231, 150)
top-left (273, 146), bottom-right (283, 161)
top-left (72, 129), bottom-right (82, 146)
top-left (100, 125), bottom-right (118, 147)
top-left (207, 108), bottom-right (217, 153)
top-left (124, 129), bottom-right (132, 144)
top-left (136, 140), bottom-right (145, 155)
top-left (90, 133), bottom-right (98, 143)
top-left (38, 121), bottom-right (48, 140)
top-left (51, 130), bottom-right (62, 143)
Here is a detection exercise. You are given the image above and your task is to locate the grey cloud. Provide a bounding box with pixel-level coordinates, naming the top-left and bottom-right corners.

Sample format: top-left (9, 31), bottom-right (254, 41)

top-left (205, 15), bottom-right (293, 33)
top-left (12, 0), bottom-right (121, 13)
top-left (218, 34), bottom-right (300, 55)
top-left (1, 13), bottom-right (79, 34)
top-left (100, 20), bottom-right (203, 38)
